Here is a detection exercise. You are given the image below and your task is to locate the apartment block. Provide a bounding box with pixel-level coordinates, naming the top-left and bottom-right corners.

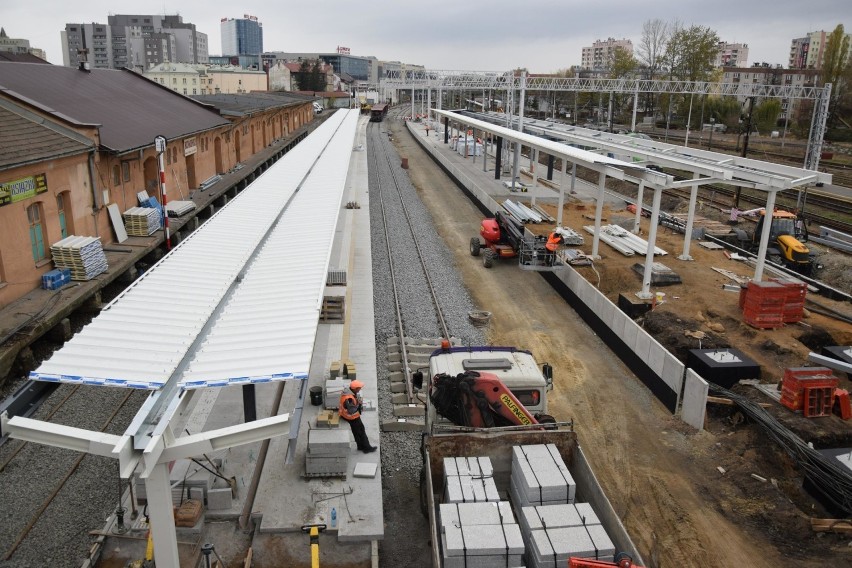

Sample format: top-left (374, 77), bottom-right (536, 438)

top-left (581, 38), bottom-right (633, 71)
top-left (715, 42), bottom-right (749, 68)
top-left (61, 14), bottom-right (208, 71)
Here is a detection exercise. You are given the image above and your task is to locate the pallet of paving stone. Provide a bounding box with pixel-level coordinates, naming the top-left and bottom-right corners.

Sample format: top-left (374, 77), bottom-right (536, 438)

top-left (439, 501), bottom-right (516, 533)
top-left (441, 522), bottom-right (526, 568)
top-left (527, 525), bottom-right (615, 567)
top-left (123, 206), bottom-right (162, 236)
top-left (510, 444), bottom-right (576, 508)
top-left (49, 236), bottom-right (109, 281)
top-left (518, 503), bottom-right (601, 534)
top-left (305, 456), bottom-right (349, 477)
top-left (307, 429), bottom-right (350, 456)
top-left (323, 378), bottom-right (346, 410)
top-left (443, 456), bottom-right (499, 503)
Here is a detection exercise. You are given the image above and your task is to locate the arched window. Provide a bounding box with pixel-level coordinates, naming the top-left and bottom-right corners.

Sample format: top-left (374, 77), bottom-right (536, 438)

top-left (27, 203), bottom-right (46, 262)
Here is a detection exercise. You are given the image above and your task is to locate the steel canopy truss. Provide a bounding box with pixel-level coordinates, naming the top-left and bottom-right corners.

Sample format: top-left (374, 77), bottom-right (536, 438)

top-left (1, 109), bottom-right (362, 567)
top-left (472, 111), bottom-right (832, 190)
top-left (383, 70), bottom-right (826, 100)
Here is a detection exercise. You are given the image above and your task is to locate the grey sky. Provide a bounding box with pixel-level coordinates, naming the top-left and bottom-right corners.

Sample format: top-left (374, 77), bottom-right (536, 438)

top-left (1, 1), bottom-right (847, 72)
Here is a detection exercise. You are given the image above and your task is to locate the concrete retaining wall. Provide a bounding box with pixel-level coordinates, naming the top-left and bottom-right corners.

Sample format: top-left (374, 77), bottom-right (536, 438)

top-left (681, 370), bottom-right (709, 430)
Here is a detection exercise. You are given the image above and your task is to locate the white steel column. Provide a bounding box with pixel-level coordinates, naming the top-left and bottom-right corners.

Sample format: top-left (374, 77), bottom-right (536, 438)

top-left (753, 190), bottom-right (777, 282)
top-left (427, 86), bottom-right (431, 124)
top-left (530, 149), bottom-right (539, 208)
top-left (633, 180), bottom-right (645, 234)
top-left (512, 71), bottom-right (526, 191)
top-left (637, 186), bottom-right (664, 299)
top-left (678, 173), bottom-right (702, 261)
top-left (411, 87), bottom-right (415, 119)
top-left (591, 171), bottom-right (607, 259)
top-left (144, 462), bottom-right (180, 567)
top-left (556, 158), bottom-right (568, 227)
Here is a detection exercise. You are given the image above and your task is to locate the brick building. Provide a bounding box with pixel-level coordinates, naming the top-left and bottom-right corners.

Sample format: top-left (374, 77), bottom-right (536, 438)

top-left (0, 61), bottom-right (313, 307)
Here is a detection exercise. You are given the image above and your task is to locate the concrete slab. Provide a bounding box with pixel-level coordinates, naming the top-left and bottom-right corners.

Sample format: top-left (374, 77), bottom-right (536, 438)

top-left (380, 418), bottom-right (424, 431)
top-left (353, 462), bottom-right (378, 478)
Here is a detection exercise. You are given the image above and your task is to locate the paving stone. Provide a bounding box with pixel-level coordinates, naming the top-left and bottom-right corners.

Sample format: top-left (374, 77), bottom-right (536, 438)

top-left (353, 462), bottom-right (378, 478)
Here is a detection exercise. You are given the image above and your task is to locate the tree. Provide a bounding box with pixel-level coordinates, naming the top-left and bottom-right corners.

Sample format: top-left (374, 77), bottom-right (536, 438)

top-left (636, 19), bottom-right (669, 77)
top-left (821, 24), bottom-right (851, 128)
top-left (636, 19), bottom-right (671, 118)
top-left (295, 59), bottom-right (327, 92)
top-left (609, 47), bottom-right (637, 79)
top-left (664, 24), bottom-right (720, 81)
top-left (752, 99), bottom-right (781, 133)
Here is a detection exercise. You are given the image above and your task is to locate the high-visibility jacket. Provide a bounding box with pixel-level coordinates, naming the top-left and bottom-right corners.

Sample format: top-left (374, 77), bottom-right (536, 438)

top-left (545, 232), bottom-right (564, 252)
top-left (339, 388), bottom-right (362, 420)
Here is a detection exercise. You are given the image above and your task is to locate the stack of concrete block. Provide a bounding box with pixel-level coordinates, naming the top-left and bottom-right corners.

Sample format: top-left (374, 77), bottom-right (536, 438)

top-left (519, 503), bottom-right (614, 566)
top-left (510, 444), bottom-right (575, 508)
top-left (443, 457), bottom-right (499, 504)
top-left (306, 429), bottom-right (349, 476)
top-left (324, 378), bottom-right (346, 410)
top-left (526, 525), bottom-right (615, 567)
top-left (439, 501), bottom-right (525, 568)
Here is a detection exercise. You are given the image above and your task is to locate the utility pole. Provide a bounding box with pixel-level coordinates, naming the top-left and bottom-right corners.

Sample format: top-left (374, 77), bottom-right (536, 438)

top-left (733, 97), bottom-right (755, 208)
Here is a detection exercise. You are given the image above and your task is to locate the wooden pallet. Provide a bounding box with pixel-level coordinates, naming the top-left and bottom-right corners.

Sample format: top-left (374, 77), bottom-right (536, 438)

top-left (320, 296), bottom-right (345, 323)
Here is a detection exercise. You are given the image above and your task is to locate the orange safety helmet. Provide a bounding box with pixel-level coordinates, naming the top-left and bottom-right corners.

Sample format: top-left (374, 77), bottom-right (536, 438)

top-left (349, 380), bottom-right (365, 390)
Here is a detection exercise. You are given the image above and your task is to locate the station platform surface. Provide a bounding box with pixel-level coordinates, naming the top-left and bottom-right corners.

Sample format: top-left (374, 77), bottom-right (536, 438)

top-left (411, 119), bottom-right (628, 208)
top-left (249, 115), bottom-right (382, 544)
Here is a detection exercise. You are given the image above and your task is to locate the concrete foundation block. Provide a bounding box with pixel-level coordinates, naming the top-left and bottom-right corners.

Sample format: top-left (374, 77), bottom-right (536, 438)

top-left (393, 403), bottom-right (424, 417)
top-left (206, 488), bottom-right (232, 511)
top-left (380, 419), bottom-right (424, 432)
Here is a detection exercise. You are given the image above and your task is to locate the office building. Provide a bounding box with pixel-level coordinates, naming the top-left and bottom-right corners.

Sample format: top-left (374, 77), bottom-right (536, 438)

top-left (221, 16), bottom-right (263, 56)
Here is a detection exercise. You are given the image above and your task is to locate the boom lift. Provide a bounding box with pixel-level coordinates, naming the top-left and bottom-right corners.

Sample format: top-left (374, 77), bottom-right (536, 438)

top-left (470, 211), bottom-right (560, 269)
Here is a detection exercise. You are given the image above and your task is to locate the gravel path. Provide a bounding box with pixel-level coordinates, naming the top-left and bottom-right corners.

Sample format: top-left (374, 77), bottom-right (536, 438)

top-left (367, 117), bottom-right (484, 567)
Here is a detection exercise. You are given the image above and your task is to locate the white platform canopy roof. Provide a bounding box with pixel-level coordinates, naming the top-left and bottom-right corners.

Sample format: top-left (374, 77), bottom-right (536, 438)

top-left (473, 111), bottom-right (832, 190)
top-left (31, 109), bottom-right (359, 391)
top-left (433, 109), bottom-right (672, 188)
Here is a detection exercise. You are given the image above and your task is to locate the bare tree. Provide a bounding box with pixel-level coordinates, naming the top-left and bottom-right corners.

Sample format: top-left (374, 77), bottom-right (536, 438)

top-left (637, 19), bottom-right (671, 119)
top-left (637, 19), bottom-right (670, 77)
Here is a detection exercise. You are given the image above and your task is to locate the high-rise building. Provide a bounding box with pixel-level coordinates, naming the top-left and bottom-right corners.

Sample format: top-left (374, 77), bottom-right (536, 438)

top-left (61, 14), bottom-right (208, 71)
top-left (580, 38), bottom-right (633, 71)
top-left (715, 42), bottom-right (748, 68)
top-left (0, 28), bottom-right (46, 60)
top-left (789, 30), bottom-right (852, 69)
top-left (220, 16), bottom-right (263, 56)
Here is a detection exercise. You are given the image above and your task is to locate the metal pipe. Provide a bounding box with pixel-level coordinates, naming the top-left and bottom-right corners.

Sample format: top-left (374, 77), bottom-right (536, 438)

top-left (591, 171), bottom-right (606, 258)
top-left (638, 186), bottom-right (664, 299)
top-left (678, 173), bottom-right (701, 261)
top-left (556, 158), bottom-right (568, 227)
top-left (633, 180), bottom-right (645, 234)
top-left (753, 191), bottom-right (778, 282)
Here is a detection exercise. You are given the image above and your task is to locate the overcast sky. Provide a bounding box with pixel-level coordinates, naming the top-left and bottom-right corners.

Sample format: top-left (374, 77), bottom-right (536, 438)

top-left (1, 1), bottom-right (847, 71)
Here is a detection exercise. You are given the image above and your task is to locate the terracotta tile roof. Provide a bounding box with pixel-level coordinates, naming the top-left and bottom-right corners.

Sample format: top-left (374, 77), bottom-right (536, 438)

top-left (0, 103), bottom-right (92, 169)
top-left (0, 62), bottom-right (230, 153)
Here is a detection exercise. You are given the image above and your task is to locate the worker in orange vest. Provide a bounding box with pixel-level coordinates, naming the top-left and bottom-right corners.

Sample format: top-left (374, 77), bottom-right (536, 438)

top-left (339, 380), bottom-right (376, 453)
top-left (544, 231), bottom-right (564, 266)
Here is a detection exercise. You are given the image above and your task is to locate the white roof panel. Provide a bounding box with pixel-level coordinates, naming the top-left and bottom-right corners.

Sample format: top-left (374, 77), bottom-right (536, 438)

top-left (31, 109), bottom-right (358, 390)
top-left (433, 109), bottom-right (651, 175)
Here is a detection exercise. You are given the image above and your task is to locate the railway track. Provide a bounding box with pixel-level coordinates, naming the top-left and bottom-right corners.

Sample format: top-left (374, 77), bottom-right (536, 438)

top-left (368, 118), bottom-right (453, 405)
top-left (0, 382), bottom-right (146, 566)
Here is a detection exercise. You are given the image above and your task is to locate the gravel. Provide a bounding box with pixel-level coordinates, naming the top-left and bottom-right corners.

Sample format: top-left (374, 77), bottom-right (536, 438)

top-left (0, 385), bottom-right (148, 568)
top-left (367, 116), bottom-right (485, 567)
